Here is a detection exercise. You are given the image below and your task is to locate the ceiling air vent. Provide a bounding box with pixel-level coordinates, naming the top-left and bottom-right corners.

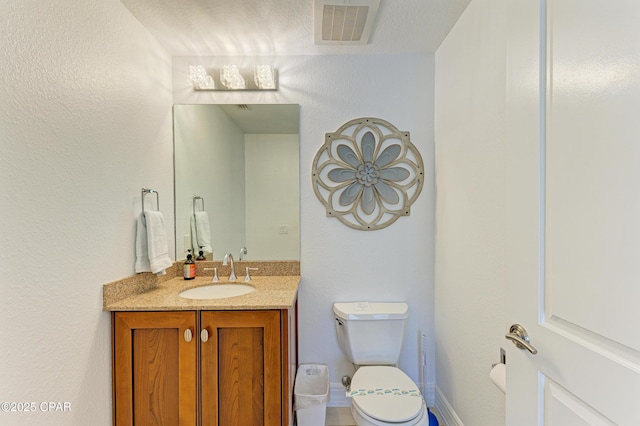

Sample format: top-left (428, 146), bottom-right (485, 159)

top-left (313, 0), bottom-right (381, 45)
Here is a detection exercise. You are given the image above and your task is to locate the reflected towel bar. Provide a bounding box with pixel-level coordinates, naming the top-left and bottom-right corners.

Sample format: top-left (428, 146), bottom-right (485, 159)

top-left (193, 195), bottom-right (204, 213)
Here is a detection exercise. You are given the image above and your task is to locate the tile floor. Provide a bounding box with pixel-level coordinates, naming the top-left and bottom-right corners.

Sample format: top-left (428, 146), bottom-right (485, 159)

top-left (324, 406), bottom-right (445, 426)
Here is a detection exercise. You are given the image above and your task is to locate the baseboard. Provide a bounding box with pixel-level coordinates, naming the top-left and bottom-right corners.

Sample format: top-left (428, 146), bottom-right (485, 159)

top-left (328, 382), bottom-right (437, 408)
top-left (434, 386), bottom-right (464, 426)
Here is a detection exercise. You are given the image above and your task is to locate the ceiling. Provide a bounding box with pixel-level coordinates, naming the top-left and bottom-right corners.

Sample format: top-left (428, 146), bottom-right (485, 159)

top-left (120, 0), bottom-right (471, 56)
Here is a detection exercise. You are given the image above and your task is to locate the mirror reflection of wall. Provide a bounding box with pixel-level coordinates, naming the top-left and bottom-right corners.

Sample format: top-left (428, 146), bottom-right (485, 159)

top-left (174, 104), bottom-right (300, 261)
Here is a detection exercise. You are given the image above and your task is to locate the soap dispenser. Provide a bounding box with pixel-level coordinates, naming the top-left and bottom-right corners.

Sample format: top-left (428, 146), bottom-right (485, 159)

top-left (183, 249), bottom-right (196, 280)
top-left (196, 246), bottom-right (206, 261)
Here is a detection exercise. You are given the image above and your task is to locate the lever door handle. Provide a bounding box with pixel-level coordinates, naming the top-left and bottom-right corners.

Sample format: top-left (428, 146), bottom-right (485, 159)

top-left (505, 324), bottom-right (538, 355)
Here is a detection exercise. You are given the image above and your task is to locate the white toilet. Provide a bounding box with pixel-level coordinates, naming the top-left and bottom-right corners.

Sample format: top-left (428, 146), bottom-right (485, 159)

top-left (333, 302), bottom-right (431, 426)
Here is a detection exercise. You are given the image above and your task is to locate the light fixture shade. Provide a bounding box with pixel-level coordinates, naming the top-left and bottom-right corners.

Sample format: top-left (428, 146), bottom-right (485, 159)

top-left (220, 65), bottom-right (246, 90)
top-left (189, 65), bottom-right (215, 90)
top-left (254, 65), bottom-right (276, 89)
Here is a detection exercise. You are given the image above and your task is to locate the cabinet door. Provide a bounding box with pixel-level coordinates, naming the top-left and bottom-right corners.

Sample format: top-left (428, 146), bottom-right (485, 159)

top-left (113, 311), bottom-right (197, 425)
top-left (201, 310), bottom-right (281, 426)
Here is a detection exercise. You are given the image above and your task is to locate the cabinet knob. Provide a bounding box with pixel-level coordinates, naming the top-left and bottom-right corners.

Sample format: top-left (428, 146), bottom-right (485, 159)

top-left (184, 328), bottom-right (193, 343)
top-left (201, 328), bottom-right (209, 343)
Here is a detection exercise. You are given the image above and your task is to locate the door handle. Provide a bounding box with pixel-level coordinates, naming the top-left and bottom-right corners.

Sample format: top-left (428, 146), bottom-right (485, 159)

top-left (505, 324), bottom-right (538, 355)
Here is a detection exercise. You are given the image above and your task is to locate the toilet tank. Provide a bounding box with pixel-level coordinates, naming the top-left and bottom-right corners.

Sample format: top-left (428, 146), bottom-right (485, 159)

top-left (333, 302), bottom-right (408, 365)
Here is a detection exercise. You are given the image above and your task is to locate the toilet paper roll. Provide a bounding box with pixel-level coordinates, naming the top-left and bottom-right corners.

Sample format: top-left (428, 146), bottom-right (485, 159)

top-left (490, 363), bottom-right (506, 393)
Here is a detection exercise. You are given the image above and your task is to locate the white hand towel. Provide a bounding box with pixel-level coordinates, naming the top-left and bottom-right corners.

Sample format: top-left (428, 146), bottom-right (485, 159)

top-left (135, 213), bottom-right (151, 273)
top-left (190, 211), bottom-right (213, 254)
top-left (144, 211), bottom-right (173, 275)
top-left (135, 212), bottom-right (173, 275)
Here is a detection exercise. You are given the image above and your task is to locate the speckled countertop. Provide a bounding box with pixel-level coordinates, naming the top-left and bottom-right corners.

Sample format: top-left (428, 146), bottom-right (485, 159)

top-left (102, 261), bottom-right (299, 311)
top-left (104, 276), bottom-right (299, 311)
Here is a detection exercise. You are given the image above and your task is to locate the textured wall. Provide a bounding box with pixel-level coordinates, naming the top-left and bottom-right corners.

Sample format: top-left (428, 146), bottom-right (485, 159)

top-left (0, 0), bottom-right (173, 424)
top-left (174, 54), bottom-right (436, 401)
top-left (434, 0), bottom-right (508, 424)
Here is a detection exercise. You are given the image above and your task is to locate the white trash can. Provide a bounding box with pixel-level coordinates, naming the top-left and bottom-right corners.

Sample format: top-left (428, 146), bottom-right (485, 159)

top-left (294, 364), bottom-right (329, 426)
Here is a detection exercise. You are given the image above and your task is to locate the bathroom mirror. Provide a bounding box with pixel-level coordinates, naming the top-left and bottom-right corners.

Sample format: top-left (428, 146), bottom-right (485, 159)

top-left (174, 104), bottom-right (300, 261)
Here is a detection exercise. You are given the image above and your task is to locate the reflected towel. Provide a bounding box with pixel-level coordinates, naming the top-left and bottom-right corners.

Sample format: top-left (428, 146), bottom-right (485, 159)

top-left (135, 212), bottom-right (173, 275)
top-left (190, 211), bottom-right (212, 254)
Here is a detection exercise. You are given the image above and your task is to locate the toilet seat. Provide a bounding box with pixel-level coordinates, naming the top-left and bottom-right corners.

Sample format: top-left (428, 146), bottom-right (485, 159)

top-left (350, 366), bottom-right (424, 424)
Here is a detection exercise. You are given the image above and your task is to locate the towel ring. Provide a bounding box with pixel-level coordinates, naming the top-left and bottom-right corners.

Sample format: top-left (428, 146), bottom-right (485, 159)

top-left (193, 195), bottom-right (204, 213)
top-left (142, 188), bottom-right (159, 212)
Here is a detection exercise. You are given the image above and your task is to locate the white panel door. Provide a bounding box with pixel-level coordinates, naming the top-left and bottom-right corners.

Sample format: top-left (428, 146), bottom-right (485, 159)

top-left (505, 0), bottom-right (640, 424)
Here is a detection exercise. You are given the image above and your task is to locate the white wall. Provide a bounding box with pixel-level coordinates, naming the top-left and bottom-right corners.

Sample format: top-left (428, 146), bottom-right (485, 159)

top-left (174, 104), bottom-right (246, 258)
top-left (434, 0), bottom-right (507, 424)
top-left (0, 0), bottom-right (173, 424)
top-left (245, 134), bottom-right (300, 260)
top-left (174, 54), bottom-right (436, 403)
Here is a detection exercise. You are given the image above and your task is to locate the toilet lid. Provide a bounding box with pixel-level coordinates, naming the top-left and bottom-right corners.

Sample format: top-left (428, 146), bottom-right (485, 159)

top-left (350, 366), bottom-right (423, 423)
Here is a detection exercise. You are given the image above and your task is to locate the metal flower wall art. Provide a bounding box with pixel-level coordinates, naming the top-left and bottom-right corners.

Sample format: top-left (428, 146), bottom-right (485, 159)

top-left (312, 118), bottom-right (424, 230)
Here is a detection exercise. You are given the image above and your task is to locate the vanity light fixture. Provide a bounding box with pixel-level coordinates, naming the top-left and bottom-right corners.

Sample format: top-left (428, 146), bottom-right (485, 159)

top-left (188, 64), bottom-right (277, 91)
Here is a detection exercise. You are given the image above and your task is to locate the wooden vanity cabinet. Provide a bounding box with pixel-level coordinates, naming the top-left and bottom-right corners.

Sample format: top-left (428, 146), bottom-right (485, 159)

top-left (112, 307), bottom-right (297, 426)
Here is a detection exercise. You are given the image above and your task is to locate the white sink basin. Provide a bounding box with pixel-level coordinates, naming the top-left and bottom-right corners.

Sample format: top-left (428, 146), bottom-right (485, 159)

top-left (179, 284), bottom-right (255, 299)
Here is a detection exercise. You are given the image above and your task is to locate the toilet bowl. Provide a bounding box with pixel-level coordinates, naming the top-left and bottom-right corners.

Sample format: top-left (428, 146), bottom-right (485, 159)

top-left (349, 366), bottom-right (429, 426)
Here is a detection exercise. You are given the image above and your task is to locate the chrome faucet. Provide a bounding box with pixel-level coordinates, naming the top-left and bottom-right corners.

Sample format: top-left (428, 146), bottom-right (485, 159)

top-left (239, 246), bottom-right (247, 261)
top-left (223, 253), bottom-right (237, 280)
